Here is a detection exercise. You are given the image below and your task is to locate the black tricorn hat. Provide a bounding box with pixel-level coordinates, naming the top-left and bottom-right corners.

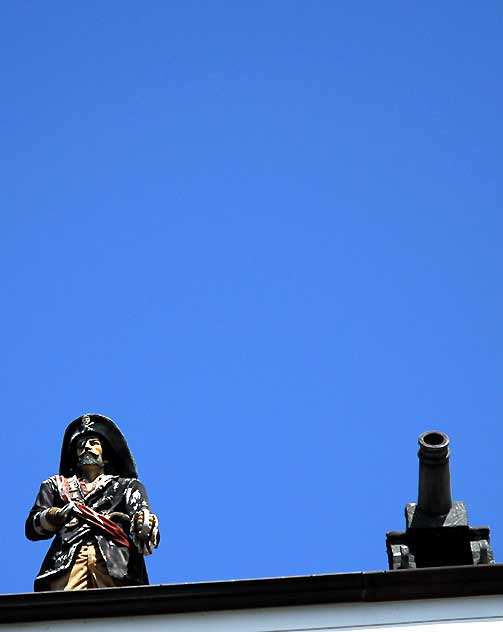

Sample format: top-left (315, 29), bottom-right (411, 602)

top-left (59, 413), bottom-right (138, 478)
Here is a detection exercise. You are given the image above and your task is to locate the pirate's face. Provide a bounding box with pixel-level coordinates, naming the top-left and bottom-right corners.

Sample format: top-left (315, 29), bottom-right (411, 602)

top-left (76, 435), bottom-right (104, 466)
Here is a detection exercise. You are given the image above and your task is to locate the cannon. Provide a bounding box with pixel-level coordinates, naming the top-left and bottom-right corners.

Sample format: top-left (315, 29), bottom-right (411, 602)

top-left (385, 431), bottom-right (494, 569)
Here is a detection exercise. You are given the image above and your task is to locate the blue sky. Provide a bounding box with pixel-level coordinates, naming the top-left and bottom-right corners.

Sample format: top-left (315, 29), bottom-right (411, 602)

top-left (3, 2), bottom-right (502, 594)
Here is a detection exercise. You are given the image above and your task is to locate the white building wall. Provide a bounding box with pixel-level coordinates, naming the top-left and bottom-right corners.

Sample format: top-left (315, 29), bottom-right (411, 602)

top-left (3, 594), bottom-right (503, 632)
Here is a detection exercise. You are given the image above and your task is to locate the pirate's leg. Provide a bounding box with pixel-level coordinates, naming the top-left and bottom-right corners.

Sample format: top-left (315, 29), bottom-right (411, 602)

top-left (49, 545), bottom-right (89, 591)
top-left (87, 545), bottom-right (121, 588)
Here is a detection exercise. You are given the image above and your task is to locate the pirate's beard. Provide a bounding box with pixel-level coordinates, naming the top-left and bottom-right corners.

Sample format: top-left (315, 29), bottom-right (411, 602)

top-left (78, 452), bottom-right (105, 467)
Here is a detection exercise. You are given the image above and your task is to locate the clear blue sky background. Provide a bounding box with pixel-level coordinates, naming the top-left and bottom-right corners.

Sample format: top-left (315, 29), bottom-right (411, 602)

top-left (2, 2), bottom-right (502, 594)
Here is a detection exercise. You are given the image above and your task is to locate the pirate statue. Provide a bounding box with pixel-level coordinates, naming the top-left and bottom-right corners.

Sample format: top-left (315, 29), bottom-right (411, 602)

top-left (25, 414), bottom-right (160, 591)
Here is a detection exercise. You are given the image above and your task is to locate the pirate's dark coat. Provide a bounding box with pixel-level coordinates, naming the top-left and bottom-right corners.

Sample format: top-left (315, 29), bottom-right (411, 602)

top-left (26, 474), bottom-right (152, 591)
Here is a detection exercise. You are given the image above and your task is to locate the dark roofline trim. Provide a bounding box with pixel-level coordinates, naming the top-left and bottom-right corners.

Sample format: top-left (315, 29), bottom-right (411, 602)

top-left (2, 565), bottom-right (503, 624)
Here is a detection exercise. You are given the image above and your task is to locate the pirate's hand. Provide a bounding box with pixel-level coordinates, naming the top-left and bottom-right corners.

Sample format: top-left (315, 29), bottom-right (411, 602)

top-left (108, 512), bottom-right (131, 529)
top-left (46, 507), bottom-right (66, 527)
top-left (131, 509), bottom-right (160, 555)
top-left (40, 503), bottom-right (74, 531)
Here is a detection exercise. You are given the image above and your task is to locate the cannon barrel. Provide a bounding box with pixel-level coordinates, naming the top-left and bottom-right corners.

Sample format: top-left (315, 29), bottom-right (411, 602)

top-left (417, 430), bottom-right (452, 516)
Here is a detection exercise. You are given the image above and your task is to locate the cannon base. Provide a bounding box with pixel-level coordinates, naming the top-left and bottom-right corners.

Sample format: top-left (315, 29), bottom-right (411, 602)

top-left (406, 501), bottom-right (468, 529)
top-left (386, 501), bottom-right (494, 569)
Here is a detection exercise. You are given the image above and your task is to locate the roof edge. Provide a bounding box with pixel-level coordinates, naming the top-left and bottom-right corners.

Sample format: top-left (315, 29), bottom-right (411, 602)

top-left (2, 564), bottom-right (503, 624)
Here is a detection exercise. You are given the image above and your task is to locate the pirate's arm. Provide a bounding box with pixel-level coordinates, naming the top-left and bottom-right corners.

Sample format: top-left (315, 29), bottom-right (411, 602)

top-left (125, 479), bottom-right (160, 555)
top-left (25, 478), bottom-right (65, 540)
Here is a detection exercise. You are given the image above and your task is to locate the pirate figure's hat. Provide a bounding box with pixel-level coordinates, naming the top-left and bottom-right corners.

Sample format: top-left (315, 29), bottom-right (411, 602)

top-left (59, 413), bottom-right (138, 478)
